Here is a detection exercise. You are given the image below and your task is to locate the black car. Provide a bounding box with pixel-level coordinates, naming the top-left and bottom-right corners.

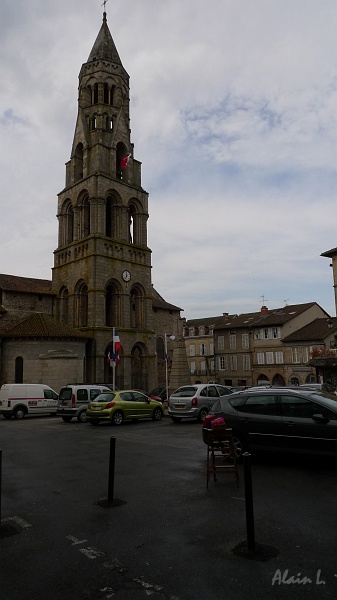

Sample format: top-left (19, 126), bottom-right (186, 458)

top-left (210, 388), bottom-right (337, 458)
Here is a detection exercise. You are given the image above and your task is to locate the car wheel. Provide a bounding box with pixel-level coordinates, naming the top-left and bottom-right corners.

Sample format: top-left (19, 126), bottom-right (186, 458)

top-left (152, 407), bottom-right (163, 421)
top-left (232, 433), bottom-right (247, 461)
top-left (77, 411), bottom-right (87, 423)
top-left (112, 410), bottom-right (123, 426)
top-left (198, 408), bottom-right (209, 422)
top-left (13, 406), bottom-right (26, 420)
top-left (172, 417), bottom-right (182, 423)
top-left (61, 416), bottom-right (72, 423)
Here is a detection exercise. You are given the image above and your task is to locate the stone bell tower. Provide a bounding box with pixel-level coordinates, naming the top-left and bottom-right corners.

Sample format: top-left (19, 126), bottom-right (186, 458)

top-left (52, 11), bottom-right (156, 390)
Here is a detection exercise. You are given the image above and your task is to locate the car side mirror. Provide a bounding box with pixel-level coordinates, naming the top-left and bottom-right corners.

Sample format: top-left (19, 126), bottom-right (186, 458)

top-left (312, 413), bottom-right (329, 424)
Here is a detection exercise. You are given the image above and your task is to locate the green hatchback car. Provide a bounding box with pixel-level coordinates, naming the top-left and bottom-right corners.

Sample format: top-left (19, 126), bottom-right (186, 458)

top-left (86, 390), bottom-right (164, 425)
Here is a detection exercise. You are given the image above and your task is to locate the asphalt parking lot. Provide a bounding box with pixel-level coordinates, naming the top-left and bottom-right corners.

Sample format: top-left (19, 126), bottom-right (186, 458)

top-left (1, 415), bottom-right (337, 600)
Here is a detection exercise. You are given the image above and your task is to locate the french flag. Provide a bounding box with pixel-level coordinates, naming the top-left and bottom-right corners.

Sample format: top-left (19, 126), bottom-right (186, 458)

top-left (113, 330), bottom-right (123, 353)
top-left (120, 153), bottom-right (131, 170)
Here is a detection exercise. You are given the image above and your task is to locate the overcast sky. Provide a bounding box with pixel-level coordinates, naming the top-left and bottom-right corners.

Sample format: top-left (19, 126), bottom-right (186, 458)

top-left (2, 0), bottom-right (337, 320)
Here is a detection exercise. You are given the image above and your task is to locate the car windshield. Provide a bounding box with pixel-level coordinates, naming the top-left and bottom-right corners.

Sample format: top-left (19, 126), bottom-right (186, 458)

top-left (308, 393), bottom-right (337, 409)
top-left (171, 387), bottom-right (198, 397)
top-left (59, 389), bottom-right (72, 400)
top-left (95, 393), bottom-right (115, 402)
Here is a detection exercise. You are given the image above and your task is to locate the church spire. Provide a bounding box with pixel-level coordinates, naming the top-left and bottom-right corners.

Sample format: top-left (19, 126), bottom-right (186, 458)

top-left (87, 10), bottom-right (122, 65)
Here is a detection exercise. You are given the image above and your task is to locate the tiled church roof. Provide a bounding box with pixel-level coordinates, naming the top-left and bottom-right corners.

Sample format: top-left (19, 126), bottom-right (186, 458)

top-left (0, 274), bottom-right (54, 295)
top-left (1, 313), bottom-right (90, 339)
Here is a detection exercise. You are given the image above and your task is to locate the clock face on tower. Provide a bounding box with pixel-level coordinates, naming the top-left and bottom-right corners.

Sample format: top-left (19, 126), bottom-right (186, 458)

top-left (122, 270), bottom-right (131, 282)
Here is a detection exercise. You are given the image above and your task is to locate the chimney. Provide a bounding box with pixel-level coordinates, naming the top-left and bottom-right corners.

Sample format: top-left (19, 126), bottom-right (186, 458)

top-left (261, 305), bottom-right (269, 315)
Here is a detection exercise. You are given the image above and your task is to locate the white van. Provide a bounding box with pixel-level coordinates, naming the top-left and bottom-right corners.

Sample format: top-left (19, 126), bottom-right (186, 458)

top-left (0, 384), bottom-right (59, 419)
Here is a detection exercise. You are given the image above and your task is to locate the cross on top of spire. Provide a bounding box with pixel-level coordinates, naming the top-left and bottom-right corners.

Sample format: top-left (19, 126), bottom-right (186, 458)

top-left (101, 0), bottom-right (109, 13)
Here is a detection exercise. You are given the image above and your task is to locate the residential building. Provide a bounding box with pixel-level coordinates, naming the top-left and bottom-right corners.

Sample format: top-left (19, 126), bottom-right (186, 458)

top-left (213, 303), bottom-right (329, 387)
top-left (183, 315), bottom-right (233, 383)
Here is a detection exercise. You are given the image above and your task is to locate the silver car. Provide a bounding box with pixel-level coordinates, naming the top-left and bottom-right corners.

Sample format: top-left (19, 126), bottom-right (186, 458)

top-left (168, 384), bottom-right (233, 423)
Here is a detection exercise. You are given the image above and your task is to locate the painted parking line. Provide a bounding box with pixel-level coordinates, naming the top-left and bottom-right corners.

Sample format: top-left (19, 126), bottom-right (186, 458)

top-left (79, 546), bottom-right (105, 560)
top-left (2, 516), bottom-right (32, 529)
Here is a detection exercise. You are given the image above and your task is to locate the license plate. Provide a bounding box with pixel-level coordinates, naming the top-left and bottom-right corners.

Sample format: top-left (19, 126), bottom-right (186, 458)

top-left (175, 404), bottom-right (186, 409)
top-left (92, 406), bottom-right (101, 411)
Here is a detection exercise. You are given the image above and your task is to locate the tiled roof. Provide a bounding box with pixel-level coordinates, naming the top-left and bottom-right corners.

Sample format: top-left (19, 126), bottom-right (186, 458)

top-left (215, 303), bottom-right (321, 330)
top-left (0, 273), bottom-right (54, 295)
top-left (283, 317), bottom-right (336, 342)
top-left (1, 313), bottom-right (90, 339)
top-left (185, 315), bottom-right (235, 328)
top-left (152, 288), bottom-right (183, 312)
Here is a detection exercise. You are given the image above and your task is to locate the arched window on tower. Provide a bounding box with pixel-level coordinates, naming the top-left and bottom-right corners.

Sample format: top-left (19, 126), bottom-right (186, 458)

top-left (62, 202), bottom-right (74, 246)
top-left (59, 287), bottom-right (69, 324)
top-left (79, 195), bottom-right (90, 239)
top-left (75, 280), bottom-right (88, 327)
top-left (105, 281), bottom-right (121, 327)
top-left (93, 83), bottom-right (99, 104)
top-left (104, 83), bottom-right (109, 104)
top-left (106, 116), bottom-right (113, 130)
top-left (128, 202), bottom-right (142, 245)
top-left (74, 143), bottom-right (83, 181)
top-left (130, 285), bottom-right (145, 329)
top-left (116, 141), bottom-right (128, 179)
top-left (106, 194), bottom-right (118, 238)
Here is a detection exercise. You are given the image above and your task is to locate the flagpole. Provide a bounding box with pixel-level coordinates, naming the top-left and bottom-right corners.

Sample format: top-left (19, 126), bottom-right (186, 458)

top-left (165, 333), bottom-right (169, 404)
top-left (112, 326), bottom-right (116, 391)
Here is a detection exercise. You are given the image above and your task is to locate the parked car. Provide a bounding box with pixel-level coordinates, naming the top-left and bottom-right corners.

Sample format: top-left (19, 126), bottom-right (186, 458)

top-left (57, 384), bottom-right (112, 423)
top-left (86, 390), bottom-right (163, 425)
top-left (0, 384), bottom-right (58, 419)
top-left (299, 383), bottom-right (337, 395)
top-left (210, 388), bottom-right (337, 458)
top-left (168, 384), bottom-right (233, 423)
top-left (148, 387), bottom-right (167, 402)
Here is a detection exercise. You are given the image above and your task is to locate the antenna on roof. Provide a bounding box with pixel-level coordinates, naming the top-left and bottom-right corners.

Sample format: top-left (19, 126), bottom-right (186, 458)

top-left (260, 295), bottom-right (268, 305)
top-left (283, 299), bottom-right (289, 306)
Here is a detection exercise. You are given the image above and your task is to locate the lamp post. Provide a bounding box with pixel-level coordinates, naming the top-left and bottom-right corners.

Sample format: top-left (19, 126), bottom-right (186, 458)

top-left (165, 333), bottom-right (175, 402)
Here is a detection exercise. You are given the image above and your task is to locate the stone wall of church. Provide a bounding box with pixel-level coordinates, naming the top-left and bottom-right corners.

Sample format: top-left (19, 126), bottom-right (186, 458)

top-left (1, 339), bottom-right (87, 393)
top-left (3, 290), bottom-right (55, 317)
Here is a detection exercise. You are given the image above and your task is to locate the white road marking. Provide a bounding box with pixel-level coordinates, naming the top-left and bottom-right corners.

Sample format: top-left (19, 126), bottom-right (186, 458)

top-left (79, 546), bottom-right (105, 559)
top-left (66, 535), bottom-right (87, 545)
top-left (2, 516), bottom-right (32, 528)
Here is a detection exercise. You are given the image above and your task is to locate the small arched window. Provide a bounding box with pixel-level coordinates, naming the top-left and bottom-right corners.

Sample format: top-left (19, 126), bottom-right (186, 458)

top-left (104, 83), bottom-right (109, 104)
top-left (75, 281), bottom-right (88, 327)
top-left (106, 282), bottom-right (121, 327)
top-left (80, 196), bottom-right (90, 239)
top-left (15, 356), bottom-right (23, 383)
top-left (130, 286), bottom-right (144, 329)
top-left (93, 83), bottom-right (99, 104)
top-left (65, 203), bottom-right (74, 245)
top-left (74, 143), bottom-right (83, 181)
top-left (59, 287), bottom-right (69, 324)
top-left (106, 194), bottom-right (118, 238)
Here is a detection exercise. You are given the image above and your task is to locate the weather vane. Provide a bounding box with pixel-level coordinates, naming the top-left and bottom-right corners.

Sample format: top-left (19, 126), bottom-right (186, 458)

top-left (101, 0), bottom-right (109, 12)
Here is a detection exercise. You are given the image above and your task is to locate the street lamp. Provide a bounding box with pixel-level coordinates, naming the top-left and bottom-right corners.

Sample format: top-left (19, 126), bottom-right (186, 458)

top-left (165, 333), bottom-right (175, 403)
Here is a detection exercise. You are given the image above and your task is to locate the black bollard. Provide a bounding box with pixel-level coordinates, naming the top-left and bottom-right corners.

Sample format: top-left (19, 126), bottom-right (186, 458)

top-left (243, 452), bottom-right (255, 552)
top-left (0, 450), bottom-right (2, 526)
top-left (108, 436), bottom-right (116, 504)
top-left (232, 452), bottom-right (279, 560)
